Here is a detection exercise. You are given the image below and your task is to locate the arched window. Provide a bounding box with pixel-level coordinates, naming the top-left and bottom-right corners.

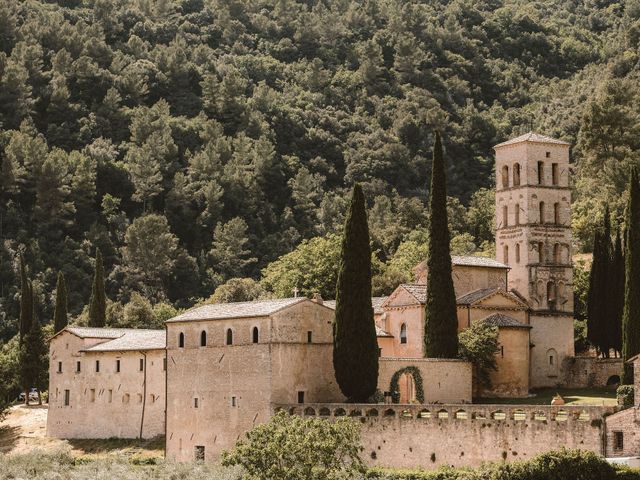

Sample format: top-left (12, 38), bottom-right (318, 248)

top-left (538, 242), bottom-right (545, 263)
top-left (547, 281), bottom-right (557, 310)
top-left (503, 245), bottom-right (509, 264)
top-left (502, 165), bottom-right (509, 189)
top-left (179, 332), bottom-right (184, 348)
top-left (400, 324), bottom-right (407, 344)
top-left (252, 327), bottom-right (259, 344)
top-left (200, 330), bottom-right (207, 347)
top-left (513, 163), bottom-right (521, 186)
top-left (515, 243), bottom-right (520, 263)
top-left (554, 202), bottom-right (560, 224)
top-left (539, 202), bottom-right (545, 224)
top-left (514, 203), bottom-right (520, 225)
top-left (226, 329), bottom-right (233, 346)
top-left (553, 243), bottom-right (561, 264)
top-left (503, 205), bottom-right (508, 227)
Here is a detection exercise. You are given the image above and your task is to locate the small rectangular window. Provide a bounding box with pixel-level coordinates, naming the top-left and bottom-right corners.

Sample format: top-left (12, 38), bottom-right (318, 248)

top-left (549, 355), bottom-right (554, 366)
top-left (537, 161), bottom-right (544, 184)
top-left (501, 346), bottom-right (504, 357)
top-left (57, 361), bottom-right (62, 373)
top-left (307, 331), bottom-right (312, 343)
top-left (195, 445), bottom-right (205, 461)
top-left (64, 389), bottom-right (70, 406)
top-left (76, 361), bottom-right (81, 373)
top-left (614, 431), bottom-right (624, 451)
top-left (194, 397), bottom-right (199, 408)
top-left (108, 389), bottom-right (113, 403)
top-left (231, 396), bottom-right (237, 407)
top-left (116, 359), bottom-right (120, 373)
top-left (90, 389), bottom-right (95, 402)
top-left (297, 391), bottom-right (305, 404)
top-left (139, 358), bottom-right (144, 371)
top-left (163, 358), bottom-right (167, 371)
top-left (95, 360), bottom-right (100, 373)
top-left (546, 151), bottom-right (551, 158)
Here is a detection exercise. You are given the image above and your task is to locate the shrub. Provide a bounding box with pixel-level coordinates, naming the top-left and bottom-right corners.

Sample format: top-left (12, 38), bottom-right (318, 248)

top-left (617, 385), bottom-right (635, 408)
top-left (222, 411), bottom-right (365, 480)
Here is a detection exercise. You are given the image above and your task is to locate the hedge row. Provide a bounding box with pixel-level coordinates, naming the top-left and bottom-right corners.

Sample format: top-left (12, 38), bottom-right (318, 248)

top-left (367, 449), bottom-right (640, 480)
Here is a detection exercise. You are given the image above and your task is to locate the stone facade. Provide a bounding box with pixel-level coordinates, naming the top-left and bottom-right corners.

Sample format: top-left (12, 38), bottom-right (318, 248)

top-left (605, 355), bottom-right (640, 458)
top-left (565, 357), bottom-right (623, 389)
top-left (494, 133), bottom-right (575, 388)
top-left (47, 327), bottom-right (166, 439)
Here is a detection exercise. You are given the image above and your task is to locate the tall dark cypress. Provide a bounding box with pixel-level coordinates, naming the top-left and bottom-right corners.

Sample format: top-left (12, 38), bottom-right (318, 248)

top-left (623, 167), bottom-right (640, 383)
top-left (19, 255), bottom-right (33, 343)
top-left (424, 132), bottom-right (458, 358)
top-left (88, 249), bottom-right (106, 328)
top-left (587, 207), bottom-right (611, 356)
top-left (53, 271), bottom-right (68, 333)
top-left (19, 297), bottom-right (47, 406)
top-left (333, 184), bottom-right (378, 402)
top-left (608, 229), bottom-right (624, 356)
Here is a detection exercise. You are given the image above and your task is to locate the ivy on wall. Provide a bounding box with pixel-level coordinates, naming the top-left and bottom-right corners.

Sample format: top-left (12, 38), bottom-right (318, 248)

top-left (389, 366), bottom-right (425, 404)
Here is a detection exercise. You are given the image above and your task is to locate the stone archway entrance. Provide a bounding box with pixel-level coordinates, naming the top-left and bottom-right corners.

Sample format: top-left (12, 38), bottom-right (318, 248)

top-left (398, 372), bottom-right (417, 404)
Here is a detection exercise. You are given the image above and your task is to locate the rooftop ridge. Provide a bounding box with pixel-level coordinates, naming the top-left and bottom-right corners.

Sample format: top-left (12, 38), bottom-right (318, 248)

top-left (494, 131), bottom-right (570, 148)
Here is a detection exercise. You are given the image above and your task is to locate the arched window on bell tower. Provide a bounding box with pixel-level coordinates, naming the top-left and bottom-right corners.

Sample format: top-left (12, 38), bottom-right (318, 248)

top-left (554, 202), bottom-right (560, 224)
top-left (539, 202), bottom-right (545, 224)
top-left (503, 245), bottom-right (509, 265)
top-left (502, 165), bottom-right (509, 189)
top-left (513, 163), bottom-right (521, 186)
top-left (553, 243), bottom-right (561, 264)
top-left (502, 205), bottom-right (508, 227)
top-left (547, 281), bottom-right (557, 310)
top-left (538, 242), bottom-right (545, 264)
top-left (514, 203), bottom-right (520, 225)
top-left (515, 243), bottom-right (520, 263)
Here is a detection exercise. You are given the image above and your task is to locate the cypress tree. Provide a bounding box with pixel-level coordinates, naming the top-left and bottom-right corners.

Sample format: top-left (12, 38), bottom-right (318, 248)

top-left (19, 299), bottom-right (47, 406)
top-left (88, 249), bottom-right (106, 328)
top-left (19, 255), bottom-right (33, 343)
top-left (333, 184), bottom-right (378, 402)
top-left (587, 207), bottom-right (611, 356)
top-left (53, 271), bottom-right (68, 333)
top-left (608, 229), bottom-right (624, 356)
top-left (424, 132), bottom-right (459, 358)
top-left (623, 167), bottom-right (640, 383)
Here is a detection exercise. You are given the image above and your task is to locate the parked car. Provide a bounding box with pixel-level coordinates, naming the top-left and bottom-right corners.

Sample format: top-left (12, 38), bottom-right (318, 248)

top-left (17, 388), bottom-right (39, 403)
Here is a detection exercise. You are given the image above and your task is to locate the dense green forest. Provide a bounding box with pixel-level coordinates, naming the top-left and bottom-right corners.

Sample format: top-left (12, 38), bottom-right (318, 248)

top-left (0, 0), bottom-right (638, 341)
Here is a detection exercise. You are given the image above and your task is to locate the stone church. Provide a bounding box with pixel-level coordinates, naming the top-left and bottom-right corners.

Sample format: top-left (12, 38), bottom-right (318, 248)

top-left (47, 133), bottom-right (626, 467)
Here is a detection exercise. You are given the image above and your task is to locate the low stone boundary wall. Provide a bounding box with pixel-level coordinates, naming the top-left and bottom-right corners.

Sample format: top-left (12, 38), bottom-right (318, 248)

top-left (274, 403), bottom-right (618, 469)
top-left (565, 357), bottom-right (623, 388)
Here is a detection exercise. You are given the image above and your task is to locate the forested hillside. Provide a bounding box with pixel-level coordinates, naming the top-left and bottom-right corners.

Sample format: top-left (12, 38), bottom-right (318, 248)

top-left (0, 0), bottom-right (638, 341)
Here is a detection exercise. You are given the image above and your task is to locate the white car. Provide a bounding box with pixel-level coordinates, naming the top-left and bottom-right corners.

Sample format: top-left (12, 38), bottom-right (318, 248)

top-left (17, 389), bottom-right (39, 402)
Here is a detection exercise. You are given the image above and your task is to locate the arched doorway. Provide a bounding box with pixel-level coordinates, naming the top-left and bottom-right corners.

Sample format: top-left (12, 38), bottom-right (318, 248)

top-left (398, 372), bottom-right (417, 404)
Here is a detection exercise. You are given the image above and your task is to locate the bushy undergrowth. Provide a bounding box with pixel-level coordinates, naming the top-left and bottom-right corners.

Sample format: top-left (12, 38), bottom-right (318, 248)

top-left (367, 449), bottom-right (640, 480)
top-left (0, 449), bottom-right (243, 480)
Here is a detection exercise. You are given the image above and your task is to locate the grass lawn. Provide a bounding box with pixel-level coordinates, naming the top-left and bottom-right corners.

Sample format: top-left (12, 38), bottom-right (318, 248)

top-left (476, 387), bottom-right (618, 406)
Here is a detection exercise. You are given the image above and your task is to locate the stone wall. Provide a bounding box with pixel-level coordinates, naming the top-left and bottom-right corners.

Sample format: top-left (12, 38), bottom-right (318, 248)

top-left (605, 407), bottom-right (640, 457)
top-left (564, 357), bottom-right (623, 389)
top-left (378, 358), bottom-right (472, 404)
top-left (281, 403), bottom-right (616, 469)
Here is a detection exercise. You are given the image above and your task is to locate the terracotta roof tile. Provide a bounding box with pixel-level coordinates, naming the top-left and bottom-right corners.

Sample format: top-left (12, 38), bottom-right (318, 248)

top-left (83, 329), bottom-right (166, 351)
top-left (456, 287), bottom-right (501, 305)
top-left (324, 297), bottom-right (388, 315)
top-left (166, 297), bottom-right (307, 322)
top-left (480, 313), bottom-right (532, 329)
top-left (494, 132), bottom-right (570, 148)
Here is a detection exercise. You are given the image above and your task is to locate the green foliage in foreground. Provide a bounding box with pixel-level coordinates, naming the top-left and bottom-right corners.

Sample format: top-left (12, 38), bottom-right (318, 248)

top-left (222, 411), bottom-right (365, 480)
top-left (367, 449), bottom-right (640, 480)
top-left (458, 321), bottom-right (500, 389)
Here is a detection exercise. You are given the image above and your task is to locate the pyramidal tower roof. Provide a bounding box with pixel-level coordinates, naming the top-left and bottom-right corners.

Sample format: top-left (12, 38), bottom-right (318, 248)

top-left (494, 131), bottom-right (570, 149)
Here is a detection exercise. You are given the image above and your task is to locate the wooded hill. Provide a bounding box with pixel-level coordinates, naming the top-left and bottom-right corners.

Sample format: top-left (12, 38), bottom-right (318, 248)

top-left (0, 0), bottom-right (638, 341)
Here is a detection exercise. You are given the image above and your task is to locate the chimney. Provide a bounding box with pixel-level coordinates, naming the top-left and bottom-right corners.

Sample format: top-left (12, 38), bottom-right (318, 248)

top-left (312, 293), bottom-right (323, 306)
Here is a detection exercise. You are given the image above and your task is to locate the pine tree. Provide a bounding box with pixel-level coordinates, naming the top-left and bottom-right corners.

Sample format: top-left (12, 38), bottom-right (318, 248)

top-left (19, 255), bottom-right (32, 343)
top-left (19, 302), bottom-right (47, 406)
top-left (608, 229), bottom-right (624, 356)
top-left (587, 207), bottom-right (611, 356)
top-left (88, 249), bottom-right (106, 327)
top-left (333, 184), bottom-right (378, 402)
top-left (623, 167), bottom-right (640, 383)
top-left (53, 271), bottom-right (68, 333)
top-left (424, 132), bottom-right (459, 358)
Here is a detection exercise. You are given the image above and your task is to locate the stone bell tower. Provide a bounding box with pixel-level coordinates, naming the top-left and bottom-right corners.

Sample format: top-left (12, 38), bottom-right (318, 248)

top-left (494, 132), bottom-right (575, 388)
